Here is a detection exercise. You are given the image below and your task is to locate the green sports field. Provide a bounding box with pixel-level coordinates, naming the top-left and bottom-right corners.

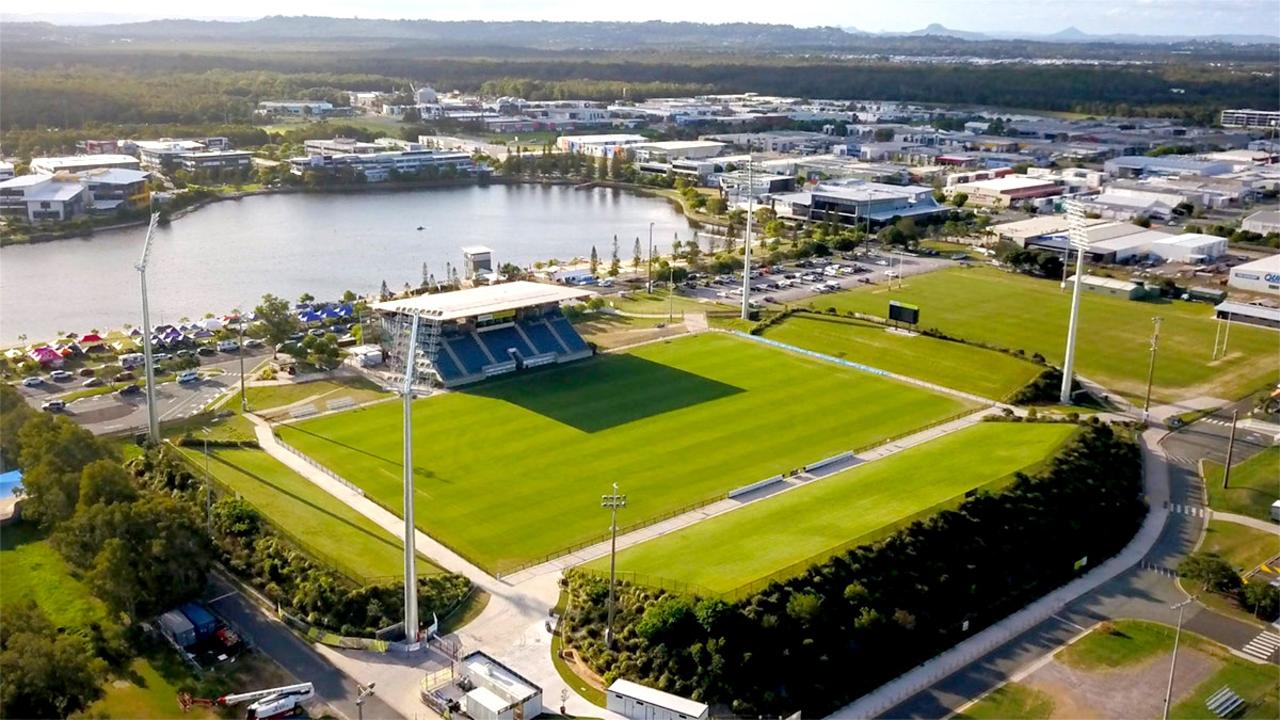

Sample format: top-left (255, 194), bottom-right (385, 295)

top-left (814, 267), bottom-right (1279, 402)
top-left (587, 422), bottom-right (1077, 595)
top-left (280, 333), bottom-right (975, 574)
top-left (763, 313), bottom-right (1042, 400)
top-left (1203, 447), bottom-right (1280, 522)
top-left (183, 447), bottom-right (442, 581)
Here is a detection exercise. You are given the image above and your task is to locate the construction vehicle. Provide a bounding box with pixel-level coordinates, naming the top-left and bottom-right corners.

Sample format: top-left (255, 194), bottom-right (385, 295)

top-left (179, 682), bottom-right (314, 719)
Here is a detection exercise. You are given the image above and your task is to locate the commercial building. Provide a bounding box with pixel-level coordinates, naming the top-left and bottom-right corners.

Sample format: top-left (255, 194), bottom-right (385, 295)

top-left (607, 679), bottom-right (708, 720)
top-left (133, 140), bottom-right (212, 171)
top-left (179, 150), bottom-right (254, 174)
top-left (30, 154), bottom-right (141, 174)
top-left (555, 133), bottom-right (648, 158)
top-left (948, 175), bottom-right (1063, 208)
top-left (1148, 232), bottom-right (1228, 263)
top-left (256, 101), bottom-right (335, 117)
top-left (76, 139), bottom-right (120, 155)
top-left (288, 149), bottom-right (478, 182)
top-left (458, 651), bottom-right (542, 720)
top-left (770, 180), bottom-right (947, 226)
top-left (0, 174), bottom-right (88, 221)
top-left (630, 140), bottom-right (726, 162)
top-left (305, 137), bottom-right (384, 156)
top-left (1242, 210), bottom-right (1280, 236)
top-left (1220, 109), bottom-right (1280, 129)
top-left (0, 162), bottom-right (12, 181)
top-left (1103, 156), bottom-right (1234, 179)
top-left (79, 168), bottom-right (151, 212)
top-left (1227, 254), bottom-right (1280, 294)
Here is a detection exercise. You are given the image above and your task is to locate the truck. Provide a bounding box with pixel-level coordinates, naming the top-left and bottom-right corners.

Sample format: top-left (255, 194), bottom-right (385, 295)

top-left (159, 610), bottom-right (197, 648)
top-left (179, 602), bottom-right (218, 641)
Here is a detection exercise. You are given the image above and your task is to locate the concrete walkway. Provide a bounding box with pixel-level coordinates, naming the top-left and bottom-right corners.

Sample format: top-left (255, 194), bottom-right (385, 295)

top-left (1212, 509), bottom-right (1280, 535)
top-left (247, 414), bottom-right (616, 720)
top-left (501, 407), bottom-right (996, 585)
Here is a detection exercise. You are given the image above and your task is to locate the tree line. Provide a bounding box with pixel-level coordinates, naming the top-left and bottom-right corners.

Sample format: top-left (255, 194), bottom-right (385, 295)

top-left (561, 423), bottom-right (1146, 717)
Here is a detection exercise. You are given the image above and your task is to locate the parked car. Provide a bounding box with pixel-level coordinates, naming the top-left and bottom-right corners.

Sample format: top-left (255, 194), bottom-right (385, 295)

top-left (112, 371), bottom-right (135, 382)
top-left (78, 367), bottom-right (96, 377)
top-left (82, 377), bottom-right (104, 388)
top-left (308, 328), bottom-right (326, 338)
top-left (49, 370), bottom-right (74, 382)
top-left (117, 384), bottom-right (142, 397)
top-left (153, 352), bottom-right (171, 362)
top-left (244, 338), bottom-right (264, 348)
top-left (216, 340), bottom-right (239, 352)
top-left (21, 376), bottom-right (44, 387)
top-left (288, 332), bottom-right (305, 342)
top-left (177, 370), bottom-right (199, 384)
top-left (176, 349), bottom-right (195, 359)
top-left (197, 346), bottom-right (216, 356)
top-left (41, 399), bottom-right (66, 412)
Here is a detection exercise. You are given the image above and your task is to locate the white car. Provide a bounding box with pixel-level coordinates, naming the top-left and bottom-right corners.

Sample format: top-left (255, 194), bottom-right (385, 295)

top-left (177, 370), bottom-right (199, 384)
top-left (21, 376), bottom-right (44, 387)
top-left (884, 270), bottom-right (900, 278)
top-left (41, 399), bottom-right (66, 412)
top-left (216, 339), bottom-right (240, 352)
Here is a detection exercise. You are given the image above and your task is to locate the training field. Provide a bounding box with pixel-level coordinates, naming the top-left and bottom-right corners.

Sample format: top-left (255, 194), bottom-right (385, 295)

top-left (589, 422), bottom-right (1078, 596)
top-left (184, 447), bottom-right (442, 581)
top-left (816, 267), bottom-right (1279, 402)
top-left (280, 333), bottom-right (974, 574)
top-left (764, 313), bottom-right (1042, 400)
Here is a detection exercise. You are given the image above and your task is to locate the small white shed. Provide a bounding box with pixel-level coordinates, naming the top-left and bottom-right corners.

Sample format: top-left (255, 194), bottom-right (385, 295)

top-left (607, 679), bottom-right (709, 720)
top-left (1270, 499), bottom-right (1280, 523)
top-left (459, 651), bottom-right (541, 720)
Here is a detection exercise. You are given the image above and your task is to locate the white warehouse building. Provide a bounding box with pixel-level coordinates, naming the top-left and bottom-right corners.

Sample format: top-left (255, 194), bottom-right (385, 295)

top-left (607, 679), bottom-right (709, 720)
top-left (555, 133), bottom-right (648, 158)
top-left (1228, 254), bottom-right (1280, 294)
top-left (1148, 233), bottom-right (1228, 263)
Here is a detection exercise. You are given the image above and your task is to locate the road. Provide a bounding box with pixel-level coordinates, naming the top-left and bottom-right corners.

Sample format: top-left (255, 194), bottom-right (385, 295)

top-left (876, 404), bottom-right (1279, 719)
top-left (17, 348), bottom-right (268, 435)
top-left (203, 572), bottom-right (405, 720)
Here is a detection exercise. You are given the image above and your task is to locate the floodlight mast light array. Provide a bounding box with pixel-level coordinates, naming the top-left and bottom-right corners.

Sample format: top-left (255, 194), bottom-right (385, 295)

top-left (1059, 199), bottom-right (1089, 405)
top-left (134, 212), bottom-right (162, 444)
top-left (601, 483), bottom-right (627, 647)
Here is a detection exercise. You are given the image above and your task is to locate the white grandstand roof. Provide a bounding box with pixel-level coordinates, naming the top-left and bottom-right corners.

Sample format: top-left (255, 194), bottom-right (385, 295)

top-left (373, 280), bottom-right (592, 321)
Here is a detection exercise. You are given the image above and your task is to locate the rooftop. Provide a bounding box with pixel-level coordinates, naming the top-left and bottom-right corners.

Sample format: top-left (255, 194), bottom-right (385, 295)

top-left (372, 281), bottom-right (593, 321)
top-left (608, 679), bottom-right (708, 717)
top-left (79, 168), bottom-right (151, 184)
top-left (30, 154), bottom-right (140, 171)
top-left (1071, 274), bottom-right (1140, 291)
top-left (955, 175), bottom-right (1057, 192)
top-left (1232, 254), bottom-right (1280, 273)
top-left (1215, 301), bottom-right (1280, 323)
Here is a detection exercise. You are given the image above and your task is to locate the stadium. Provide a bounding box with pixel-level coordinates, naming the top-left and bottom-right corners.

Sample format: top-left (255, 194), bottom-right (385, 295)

top-left (374, 281), bottom-right (595, 387)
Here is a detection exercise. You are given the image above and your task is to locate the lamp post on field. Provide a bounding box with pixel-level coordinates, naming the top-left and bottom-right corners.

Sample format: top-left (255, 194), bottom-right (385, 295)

top-left (1059, 200), bottom-right (1089, 405)
top-left (601, 482), bottom-right (627, 648)
top-left (355, 682), bottom-right (375, 720)
top-left (1163, 597), bottom-right (1195, 720)
top-left (1221, 410), bottom-right (1239, 489)
top-left (646, 222), bottom-right (655, 293)
top-left (1142, 316), bottom-right (1162, 424)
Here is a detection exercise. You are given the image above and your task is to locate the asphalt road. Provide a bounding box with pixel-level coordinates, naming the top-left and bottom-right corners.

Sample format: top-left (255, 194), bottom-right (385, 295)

top-left (879, 412), bottom-right (1278, 719)
top-left (18, 349), bottom-right (268, 435)
top-left (204, 572), bottom-right (405, 720)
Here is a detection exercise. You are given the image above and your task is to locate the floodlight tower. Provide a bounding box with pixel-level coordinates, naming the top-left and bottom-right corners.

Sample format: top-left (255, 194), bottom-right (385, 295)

top-left (741, 158), bottom-right (754, 321)
top-left (1059, 200), bottom-right (1089, 405)
top-left (601, 482), bottom-right (627, 648)
top-left (134, 212), bottom-right (162, 444)
top-left (399, 314), bottom-right (422, 646)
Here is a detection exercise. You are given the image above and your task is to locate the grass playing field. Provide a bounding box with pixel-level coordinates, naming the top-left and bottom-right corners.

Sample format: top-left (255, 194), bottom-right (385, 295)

top-left (1203, 447), bottom-right (1280, 522)
top-left (183, 447), bottom-right (442, 582)
top-left (245, 376), bottom-right (389, 416)
top-left (279, 333), bottom-right (975, 574)
top-left (586, 422), bottom-right (1077, 595)
top-left (0, 522), bottom-right (108, 629)
top-left (812, 267), bottom-right (1279, 402)
top-left (1199, 520), bottom-right (1279, 574)
top-left (763, 313), bottom-right (1043, 400)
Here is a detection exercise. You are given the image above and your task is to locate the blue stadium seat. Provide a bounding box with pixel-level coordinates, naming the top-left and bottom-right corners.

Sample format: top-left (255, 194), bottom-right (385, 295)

top-left (477, 326), bottom-right (534, 359)
top-left (446, 334), bottom-right (489, 374)
top-left (549, 316), bottom-right (590, 353)
top-left (521, 320), bottom-right (567, 355)
top-left (433, 350), bottom-right (463, 381)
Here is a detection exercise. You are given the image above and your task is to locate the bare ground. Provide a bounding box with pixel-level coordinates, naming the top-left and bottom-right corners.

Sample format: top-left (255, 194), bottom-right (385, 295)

top-left (1022, 647), bottom-right (1219, 719)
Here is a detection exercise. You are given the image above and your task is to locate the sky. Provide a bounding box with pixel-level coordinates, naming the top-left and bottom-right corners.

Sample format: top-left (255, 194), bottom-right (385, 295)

top-left (6, 0), bottom-right (1278, 37)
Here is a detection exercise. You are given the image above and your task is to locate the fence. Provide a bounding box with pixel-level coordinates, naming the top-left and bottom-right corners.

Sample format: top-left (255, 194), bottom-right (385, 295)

top-left (279, 610), bottom-right (391, 652)
top-left (272, 434), bottom-right (366, 497)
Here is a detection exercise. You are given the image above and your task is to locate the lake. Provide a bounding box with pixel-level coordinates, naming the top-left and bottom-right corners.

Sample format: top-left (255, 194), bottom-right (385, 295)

top-left (0, 184), bottom-right (697, 341)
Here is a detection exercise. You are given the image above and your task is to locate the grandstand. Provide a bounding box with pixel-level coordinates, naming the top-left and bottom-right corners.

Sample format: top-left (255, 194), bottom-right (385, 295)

top-left (374, 281), bottom-right (596, 387)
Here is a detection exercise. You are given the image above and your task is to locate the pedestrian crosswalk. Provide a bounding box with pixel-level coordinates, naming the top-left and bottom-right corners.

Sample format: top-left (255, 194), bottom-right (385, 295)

top-left (1240, 631), bottom-right (1280, 662)
top-left (1139, 560), bottom-right (1178, 577)
top-left (1168, 502), bottom-right (1208, 518)
top-left (1201, 417), bottom-right (1232, 428)
top-left (1165, 453), bottom-right (1194, 467)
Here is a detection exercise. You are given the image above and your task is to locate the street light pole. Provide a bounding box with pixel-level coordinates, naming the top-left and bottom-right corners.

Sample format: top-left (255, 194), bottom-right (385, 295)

top-left (1059, 200), bottom-right (1088, 405)
top-left (1163, 598), bottom-right (1195, 720)
top-left (601, 482), bottom-right (627, 648)
top-left (355, 682), bottom-right (376, 720)
top-left (646, 222), bottom-right (654, 293)
top-left (1222, 410), bottom-right (1238, 489)
top-left (1142, 316), bottom-right (1162, 423)
top-left (668, 264), bottom-right (674, 325)
top-left (741, 159), bottom-right (755, 321)
top-left (201, 428), bottom-right (212, 531)
top-left (135, 213), bottom-right (161, 444)
top-left (238, 310), bottom-right (247, 412)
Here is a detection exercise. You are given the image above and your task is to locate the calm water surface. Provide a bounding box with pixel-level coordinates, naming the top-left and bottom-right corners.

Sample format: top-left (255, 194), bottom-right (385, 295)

top-left (0, 184), bottom-right (695, 340)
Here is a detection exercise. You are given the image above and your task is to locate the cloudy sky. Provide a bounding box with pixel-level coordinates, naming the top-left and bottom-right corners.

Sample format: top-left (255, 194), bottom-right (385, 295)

top-left (8, 0), bottom-right (1278, 36)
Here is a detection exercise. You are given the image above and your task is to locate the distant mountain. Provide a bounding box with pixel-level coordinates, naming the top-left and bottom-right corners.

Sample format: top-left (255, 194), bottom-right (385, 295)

top-left (905, 23), bottom-right (991, 41)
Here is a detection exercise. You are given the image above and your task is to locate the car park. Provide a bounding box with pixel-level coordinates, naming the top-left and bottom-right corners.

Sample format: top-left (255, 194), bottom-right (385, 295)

top-left (49, 370), bottom-right (74, 382)
top-left (21, 376), bottom-right (44, 387)
top-left (41, 399), bottom-right (66, 412)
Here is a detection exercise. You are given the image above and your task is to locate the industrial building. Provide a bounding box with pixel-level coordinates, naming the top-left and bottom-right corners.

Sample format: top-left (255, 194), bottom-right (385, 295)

top-left (1069, 274), bottom-right (1148, 301)
top-left (947, 175), bottom-right (1063, 208)
top-left (555, 133), bottom-right (649, 158)
top-left (769, 180), bottom-right (947, 226)
top-left (630, 141), bottom-right (726, 162)
top-left (458, 651), bottom-right (542, 720)
top-left (1220, 109), bottom-right (1280, 129)
top-left (1227, 254), bottom-right (1280, 295)
top-left (30, 154), bottom-right (142, 174)
top-left (1147, 232), bottom-right (1228, 263)
top-left (1242, 209), bottom-right (1280, 236)
top-left (0, 174), bottom-right (88, 221)
top-left (607, 679), bottom-right (709, 720)
top-left (1103, 156), bottom-right (1234, 179)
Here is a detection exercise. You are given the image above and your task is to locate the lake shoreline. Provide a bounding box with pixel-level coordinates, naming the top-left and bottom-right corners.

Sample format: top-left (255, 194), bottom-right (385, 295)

top-left (1, 175), bottom-right (726, 248)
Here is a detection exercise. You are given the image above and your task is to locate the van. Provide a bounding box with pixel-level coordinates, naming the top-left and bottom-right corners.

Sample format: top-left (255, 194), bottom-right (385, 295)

top-left (119, 353), bottom-right (145, 369)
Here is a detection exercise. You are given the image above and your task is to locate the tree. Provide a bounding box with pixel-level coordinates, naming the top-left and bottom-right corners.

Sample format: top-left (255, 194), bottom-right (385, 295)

top-left (609, 236), bottom-right (621, 277)
top-left (298, 292), bottom-right (314, 305)
top-left (633, 237), bottom-right (643, 272)
top-left (342, 289), bottom-right (358, 303)
top-left (951, 192), bottom-right (969, 208)
top-left (379, 280), bottom-right (391, 300)
top-left (590, 245), bottom-right (600, 276)
top-left (77, 459), bottom-right (136, 510)
top-left (254, 294), bottom-right (299, 358)
top-left (706, 196), bottom-right (727, 215)
top-left (1179, 553), bottom-right (1241, 594)
top-left (0, 602), bottom-right (105, 719)
top-left (610, 149), bottom-right (627, 179)
top-left (596, 156), bottom-right (609, 181)
top-left (16, 415), bottom-right (112, 526)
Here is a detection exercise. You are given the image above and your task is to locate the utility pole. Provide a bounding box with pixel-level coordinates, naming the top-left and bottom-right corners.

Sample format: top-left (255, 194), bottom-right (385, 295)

top-left (135, 213), bottom-right (161, 444)
top-left (646, 222), bottom-right (654, 293)
top-left (400, 315), bottom-right (422, 646)
top-left (1059, 200), bottom-right (1088, 405)
top-left (601, 482), bottom-right (627, 648)
top-left (741, 158), bottom-right (754, 321)
top-left (668, 264), bottom-right (675, 325)
top-left (238, 310), bottom-right (248, 412)
top-left (1222, 410), bottom-right (1238, 489)
top-left (1142, 317), bottom-right (1162, 424)
top-left (1163, 597), bottom-right (1195, 720)
top-left (202, 428), bottom-right (212, 531)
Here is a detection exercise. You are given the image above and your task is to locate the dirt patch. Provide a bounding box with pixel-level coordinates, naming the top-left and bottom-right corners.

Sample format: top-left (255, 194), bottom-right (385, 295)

top-left (1023, 647), bottom-right (1219, 719)
top-left (580, 322), bottom-right (688, 350)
